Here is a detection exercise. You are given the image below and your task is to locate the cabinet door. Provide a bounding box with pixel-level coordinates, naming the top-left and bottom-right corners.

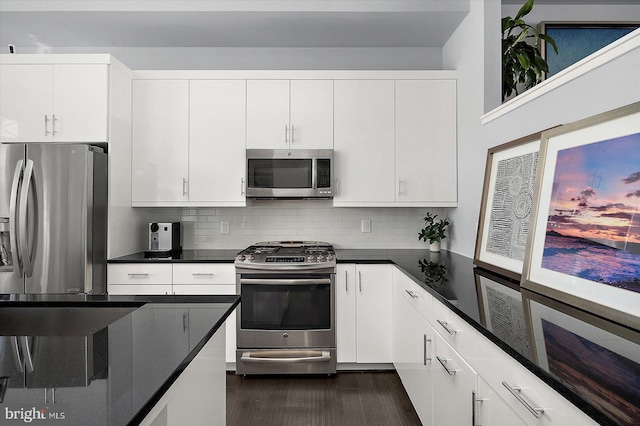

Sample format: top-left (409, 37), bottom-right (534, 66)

top-left (334, 80), bottom-right (395, 205)
top-left (172, 284), bottom-right (237, 364)
top-left (289, 80), bottom-right (333, 149)
top-left (432, 331), bottom-right (477, 426)
top-left (246, 80), bottom-right (290, 149)
top-left (0, 64), bottom-right (53, 143)
top-left (189, 80), bottom-right (246, 205)
top-left (336, 264), bottom-right (357, 363)
top-left (395, 80), bottom-right (457, 206)
top-left (52, 64), bottom-right (109, 142)
top-left (132, 80), bottom-right (189, 204)
top-left (393, 283), bottom-right (435, 426)
top-left (355, 264), bottom-right (393, 363)
top-left (476, 376), bottom-right (528, 426)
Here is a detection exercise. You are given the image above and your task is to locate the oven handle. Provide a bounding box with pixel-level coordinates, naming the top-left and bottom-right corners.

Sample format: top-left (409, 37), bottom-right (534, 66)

top-left (239, 278), bottom-right (331, 286)
top-left (241, 350), bottom-right (331, 364)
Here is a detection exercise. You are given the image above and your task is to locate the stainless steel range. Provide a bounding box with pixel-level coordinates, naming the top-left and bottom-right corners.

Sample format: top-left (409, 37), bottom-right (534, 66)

top-left (234, 241), bottom-right (336, 375)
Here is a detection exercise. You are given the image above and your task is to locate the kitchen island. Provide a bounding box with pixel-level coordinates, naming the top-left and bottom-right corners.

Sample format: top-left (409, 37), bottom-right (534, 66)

top-left (0, 294), bottom-right (239, 426)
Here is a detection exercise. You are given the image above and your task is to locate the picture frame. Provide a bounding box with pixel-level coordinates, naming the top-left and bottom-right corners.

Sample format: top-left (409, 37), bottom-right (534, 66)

top-left (522, 102), bottom-right (640, 330)
top-left (474, 131), bottom-right (543, 281)
top-left (522, 289), bottom-right (640, 426)
top-left (539, 21), bottom-right (640, 78)
top-left (474, 268), bottom-right (532, 360)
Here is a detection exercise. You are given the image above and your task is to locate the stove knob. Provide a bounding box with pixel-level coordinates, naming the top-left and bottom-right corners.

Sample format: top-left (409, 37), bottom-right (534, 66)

top-left (326, 254), bottom-right (334, 260)
top-left (307, 255), bottom-right (315, 261)
top-left (246, 254), bottom-right (255, 261)
top-left (238, 255), bottom-right (246, 261)
top-left (317, 254), bottom-right (325, 261)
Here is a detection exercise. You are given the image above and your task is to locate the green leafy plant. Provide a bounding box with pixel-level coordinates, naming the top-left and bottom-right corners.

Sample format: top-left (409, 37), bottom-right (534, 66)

top-left (502, 0), bottom-right (558, 101)
top-left (419, 259), bottom-right (449, 288)
top-left (418, 212), bottom-right (449, 245)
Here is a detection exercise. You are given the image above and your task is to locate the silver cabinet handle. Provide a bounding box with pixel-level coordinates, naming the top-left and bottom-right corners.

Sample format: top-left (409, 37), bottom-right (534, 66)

top-left (345, 269), bottom-right (348, 292)
top-left (436, 356), bottom-right (459, 376)
top-left (405, 289), bottom-right (417, 299)
top-left (423, 334), bottom-right (431, 365)
top-left (241, 350), bottom-right (330, 364)
top-left (358, 270), bottom-right (362, 292)
top-left (241, 178), bottom-right (245, 196)
top-left (182, 178), bottom-right (188, 196)
top-left (183, 311), bottom-right (188, 332)
top-left (52, 114), bottom-right (58, 135)
top-left (502, 381), bottom-right (544, 419)
top-left (335, 179), bottom-right (339, 196)
top-left (44, 115), bottom-right (50, 135)
top-left (437, 319), bottom-right (457, 335)
top-left (127, 273), bottom-right (150, 277)
top-left (19, 160), bottom-right (35, 278)
top-left (397, 178), bottom-right (402, 196)
top-left (9, 160), bottom-right (23, 275)
top-left (192, 273), bottom-right (214, 276)
top-left (472, 392), bottom-right (487, 426)
top-left (285, 124), bottom-right (289, 144)
top-left (291, 124), bottom-right (295, 144)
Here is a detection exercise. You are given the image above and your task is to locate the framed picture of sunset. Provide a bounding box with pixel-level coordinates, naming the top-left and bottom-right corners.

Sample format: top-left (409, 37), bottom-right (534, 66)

top-left (522, 102), bottom-right (640, 330)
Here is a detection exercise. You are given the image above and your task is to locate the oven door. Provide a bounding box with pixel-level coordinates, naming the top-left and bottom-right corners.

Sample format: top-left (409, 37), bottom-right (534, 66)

top-left (236, 273), bottom-right (335, 349)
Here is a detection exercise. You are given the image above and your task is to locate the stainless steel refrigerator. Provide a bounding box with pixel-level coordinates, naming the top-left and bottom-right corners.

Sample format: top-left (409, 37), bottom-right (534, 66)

top-left (0, 143), bottom-right (107, 295)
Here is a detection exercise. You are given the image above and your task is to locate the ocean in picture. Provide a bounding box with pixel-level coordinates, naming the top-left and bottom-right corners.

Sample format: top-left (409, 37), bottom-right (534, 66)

top-left (542, 132), bottom-right (640, 293)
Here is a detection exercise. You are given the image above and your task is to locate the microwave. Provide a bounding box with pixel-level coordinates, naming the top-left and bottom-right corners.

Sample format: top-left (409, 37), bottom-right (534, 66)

top-left (246, 149), bottom-right (333, 199)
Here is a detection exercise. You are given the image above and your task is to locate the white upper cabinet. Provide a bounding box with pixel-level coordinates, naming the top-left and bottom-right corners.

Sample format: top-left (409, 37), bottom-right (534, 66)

top-left (246, 79), bottom-right (333, 149)
top-left (0, 63), bottom-right (108, 143)
top-left (132, 79), bottom-right (190, 204)
top-left (395, 80), bottom-right (457, 206)
top-left (189, 80), bottom-right (247, 205)
top-left (333, 79), bottom-right (396, 206)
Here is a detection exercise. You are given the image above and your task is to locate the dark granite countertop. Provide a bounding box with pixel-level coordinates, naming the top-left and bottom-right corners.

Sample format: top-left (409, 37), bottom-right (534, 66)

top-left (108, 250), bottom-right (240, 263)
top-left (0, 294), bottom-right (239, 426)
top-left (108, 248), bottom-right (639, 425)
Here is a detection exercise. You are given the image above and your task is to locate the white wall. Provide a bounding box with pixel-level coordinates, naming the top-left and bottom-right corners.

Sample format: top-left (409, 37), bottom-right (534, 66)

top-left (443, 1), bottom-right (640, 258)
top-left (139, 203), bottom-right (444, 250)
top-left (12, 46), bottom-right (443, 70)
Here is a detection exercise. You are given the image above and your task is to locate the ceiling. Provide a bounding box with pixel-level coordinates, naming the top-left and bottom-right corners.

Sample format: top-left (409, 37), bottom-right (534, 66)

top-left (0, 1), bottom-right (471, 50)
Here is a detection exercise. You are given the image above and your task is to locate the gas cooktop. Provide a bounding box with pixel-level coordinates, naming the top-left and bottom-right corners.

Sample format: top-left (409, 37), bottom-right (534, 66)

top-left (234, 241), bottom-right (336, 270)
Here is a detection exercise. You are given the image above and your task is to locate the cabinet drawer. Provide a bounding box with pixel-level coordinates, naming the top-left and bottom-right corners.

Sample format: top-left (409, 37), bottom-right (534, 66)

top-left (108, 284), bottom-right (172, 295)
top-left (108, 264), bottom-right (173, 285)
top-left (393, 267), bottom-right (432, 319)
top-left (476, 337), bottom-right (598, 425)
top-left (429, 298), bottom-right (477, 365)
top-left (172, 264), bottom-right (235, 285)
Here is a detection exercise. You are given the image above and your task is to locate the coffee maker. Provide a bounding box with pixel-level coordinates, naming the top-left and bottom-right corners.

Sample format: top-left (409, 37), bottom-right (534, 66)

top-left (145, 222), bottom-right (181, 257)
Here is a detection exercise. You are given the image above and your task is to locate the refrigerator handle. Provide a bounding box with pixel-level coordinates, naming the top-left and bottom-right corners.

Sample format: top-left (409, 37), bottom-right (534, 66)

top-left (20, 336), bottom-right (34, 373)
top-left (19, 160), bottom-right (36, 278)
top-left (11, 336), bottom-right (25, 373)
top-left (9, 160), bottom-right (24, 276)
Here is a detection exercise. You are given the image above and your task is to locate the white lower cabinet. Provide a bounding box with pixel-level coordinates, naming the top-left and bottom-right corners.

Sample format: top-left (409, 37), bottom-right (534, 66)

top-left (392, 267), bottom-right (597, 426)
top-left (140, 327), bottom-right (226, 426)
top-left (107, 263), bottom-right (238, 364)
top-left (336, 264), bottom-right (393, 364)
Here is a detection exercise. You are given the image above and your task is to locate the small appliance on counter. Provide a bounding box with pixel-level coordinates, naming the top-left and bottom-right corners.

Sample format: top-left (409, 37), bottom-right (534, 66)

top-left (144, 222), bottom-right (182, 257)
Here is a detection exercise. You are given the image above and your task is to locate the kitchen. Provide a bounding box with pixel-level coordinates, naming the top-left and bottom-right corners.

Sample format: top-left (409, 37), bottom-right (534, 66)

top-left (1, 1), bottom-right (640, 425)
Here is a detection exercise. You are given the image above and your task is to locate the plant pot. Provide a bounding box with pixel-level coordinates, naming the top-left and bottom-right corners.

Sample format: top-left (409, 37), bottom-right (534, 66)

top-left (429, 241), bottom-right (441, 252)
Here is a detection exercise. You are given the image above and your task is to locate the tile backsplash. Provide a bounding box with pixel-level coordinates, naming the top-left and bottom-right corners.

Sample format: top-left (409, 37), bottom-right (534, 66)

top-left (141, 201), bottom-right (443, 250)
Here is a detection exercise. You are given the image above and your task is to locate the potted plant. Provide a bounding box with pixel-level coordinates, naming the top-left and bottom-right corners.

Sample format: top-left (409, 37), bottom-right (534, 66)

top-left (418, 212), bottom-right (450, 252)
top-left (502, 0), bottom-right (558, 101)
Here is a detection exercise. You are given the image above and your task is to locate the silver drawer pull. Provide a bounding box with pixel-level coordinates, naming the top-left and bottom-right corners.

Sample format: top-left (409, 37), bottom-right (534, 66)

top-left (405, 289), bottom-right (417, 299)
top-left (127, 273), bottom-right (149, 277)
top-left (436, 356), bottom-right (459, 376)
top-left (241, 350), bottom-right (330, 364)
top-left (192, 273), bottom-right (214, 276)
top-left (502, 381), bottom-right (544, 419)
top-left (423, 334), bottom-right (431, 365)
top-left (437, 319), bottom-right (457, 335)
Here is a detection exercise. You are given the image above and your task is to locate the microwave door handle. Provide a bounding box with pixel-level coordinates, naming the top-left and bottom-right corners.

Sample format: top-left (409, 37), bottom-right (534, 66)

top-left (9, 160), bottom-right (24, 275)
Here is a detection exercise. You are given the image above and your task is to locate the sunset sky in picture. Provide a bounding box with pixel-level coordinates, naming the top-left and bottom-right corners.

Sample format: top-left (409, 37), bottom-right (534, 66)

top-left (546, 132), bottom-right (640, 245)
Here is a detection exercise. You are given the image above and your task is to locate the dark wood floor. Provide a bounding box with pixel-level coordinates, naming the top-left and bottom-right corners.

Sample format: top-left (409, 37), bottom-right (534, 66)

top-left (227, 371), bottom-right (422, 426)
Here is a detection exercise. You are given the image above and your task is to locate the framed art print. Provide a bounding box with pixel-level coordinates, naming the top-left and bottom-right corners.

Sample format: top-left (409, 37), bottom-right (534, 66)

top-left (539, 22), bottom-right (639, 77)
top-left (523, 289), bottom-right (640, 426)
top-left (474, 132), bottom-right (542, 280)
top-left (522, 102), bottom-right (640, 329)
